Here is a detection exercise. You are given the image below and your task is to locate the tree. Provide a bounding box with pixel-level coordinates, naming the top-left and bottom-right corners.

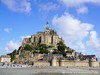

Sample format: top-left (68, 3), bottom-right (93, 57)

top-left (23, 44), bottom-right (34, 52)
top-left (7, 49), bottom-right (17, 62)
top-left (57, 41), bottom-right (66, 52)
top-left (57, 41), bottom-right (67, 57)
top-left (66, 50), bottom-right (73, 53)
top-left (40, 49), bottom-right (50, 54)
top-left (52, 49), bottom-right (59, 54)
top-left (34, 44), bottom-right (49, 54)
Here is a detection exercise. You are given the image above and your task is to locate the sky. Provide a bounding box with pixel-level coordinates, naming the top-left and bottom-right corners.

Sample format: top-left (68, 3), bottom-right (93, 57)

top-left (0, 0), bottom-right (100, 57)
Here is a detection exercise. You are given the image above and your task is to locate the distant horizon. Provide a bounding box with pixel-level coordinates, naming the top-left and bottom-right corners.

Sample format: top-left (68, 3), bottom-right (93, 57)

top-left (0, 0), bottom-right (100, 58)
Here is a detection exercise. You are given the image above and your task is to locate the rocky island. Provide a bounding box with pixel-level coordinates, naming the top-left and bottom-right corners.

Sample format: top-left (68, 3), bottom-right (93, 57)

top-left (0, 22), bottom-right (100, 67)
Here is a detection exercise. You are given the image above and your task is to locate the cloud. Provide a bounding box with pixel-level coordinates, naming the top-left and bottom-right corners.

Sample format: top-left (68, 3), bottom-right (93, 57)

top-left (59, 0), bottom-right (100, 7)
top-left (52, 12), bottom-right (93, 53)
top-left (4, 28), bottom-right (12, 33)
top-left (59, 0), bottom-right (100, 14)
top-left (4, 40), bottom-right (21, 52)
top-left (1, 0), bottom-right (31, 13)
top-left (87, 31), bottom-right (100, 50)
top-left (38, 2), bottom-right (58, 13)
top-left (76, 6), bottom-right (88, 14)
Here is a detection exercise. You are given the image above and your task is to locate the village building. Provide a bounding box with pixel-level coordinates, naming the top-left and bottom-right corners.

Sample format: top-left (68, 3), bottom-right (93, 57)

top-left (0, 55), bottom-right (11, 63)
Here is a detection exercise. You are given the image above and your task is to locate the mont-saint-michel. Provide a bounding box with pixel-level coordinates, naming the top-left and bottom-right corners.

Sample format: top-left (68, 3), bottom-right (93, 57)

top-left (1, 0), bottom-right (100, 75)
top-left (1, 22), bottom-right (100, 75)
top-left (0, 22), bottom-right (100, 67)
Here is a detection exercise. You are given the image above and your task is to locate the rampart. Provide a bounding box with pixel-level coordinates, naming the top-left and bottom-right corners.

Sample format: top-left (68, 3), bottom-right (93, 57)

top-left (34, 61), bottom-right (50, 66)
top-left (51, 58), bottom-right (100, 67)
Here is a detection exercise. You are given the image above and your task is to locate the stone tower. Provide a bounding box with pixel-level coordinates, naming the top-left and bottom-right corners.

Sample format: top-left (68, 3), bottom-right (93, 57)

top-left (45, 21), bottom-right (50, 32)
top-left (89, 58), bottom-right (99, 67)
top-left (51, 56), bottom-right (57, 66)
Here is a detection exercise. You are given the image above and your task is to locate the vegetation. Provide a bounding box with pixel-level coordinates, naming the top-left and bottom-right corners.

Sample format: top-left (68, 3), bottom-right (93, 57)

top-left (34, 44), bottom-right (50, 54)
top-left (23, 44), bottom-right (35, 52)
top-left (8, 41), bottom-right (74, 61)
top-left (66, 50), bottom-right (73, 53)
top-left (52, 49), bottom-right (59, 54)
top-left (57, 41), bottom-right (67, 52)
top-left (7, 49), bottom-right (17, 62)
top-left (56, 41), bottom-right (67, 56)
top-left (22, 44), bottom-right (50, 54)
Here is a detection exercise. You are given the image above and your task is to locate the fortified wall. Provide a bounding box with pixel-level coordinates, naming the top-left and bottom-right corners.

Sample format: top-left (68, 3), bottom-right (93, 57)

top-left (33, 56), bottom-right (99, 67)
top-left (51, 57), bottom-right (100, 67)
top-left (34, 61), bottom-right (50, 66)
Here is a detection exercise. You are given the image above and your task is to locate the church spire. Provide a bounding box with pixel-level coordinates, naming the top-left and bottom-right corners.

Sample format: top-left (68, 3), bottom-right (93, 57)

top-left (45, 21), bottom-right (49, 30)
top-left (46, 21), bottom-right (49, 25)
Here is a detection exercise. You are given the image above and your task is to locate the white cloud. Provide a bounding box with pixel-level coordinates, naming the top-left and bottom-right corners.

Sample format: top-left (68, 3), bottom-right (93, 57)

top-left (95, 52), bottom-right (100, 58)
top-left (59, 0), bottom-right (100, 14)
top-left (38, 2), bottom-right (59, 13)
top-left (52, 12), bottom-right (93, 53)
top-left (4, 40), bottom-right (21, 52)
top-left (87, 31), bottom-right (100, 50)
top-left (1, 0), bottom-right (31, 13)
top-left (4, 28), bottom-right (12, 33)
top-left (59, 0), bottom-right (100, 7)
top-left (76, 6), bottom-right (88, 14)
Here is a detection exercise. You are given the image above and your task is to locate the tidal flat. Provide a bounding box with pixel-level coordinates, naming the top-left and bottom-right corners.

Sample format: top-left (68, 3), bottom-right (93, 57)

top-left (0, 66), bottom-right (100, 75)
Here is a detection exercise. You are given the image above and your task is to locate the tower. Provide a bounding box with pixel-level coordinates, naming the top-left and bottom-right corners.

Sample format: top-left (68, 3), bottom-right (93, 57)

top-left (45, 21), bottom-right (49, 30)
top-left (51, 56), bottom-right (57, 66)
top-left (45, 21), bottom-right (50, 34)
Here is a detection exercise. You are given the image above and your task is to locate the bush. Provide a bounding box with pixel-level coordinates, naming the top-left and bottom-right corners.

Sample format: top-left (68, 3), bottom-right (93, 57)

top-left (23, 44), bottom-right (34, 52)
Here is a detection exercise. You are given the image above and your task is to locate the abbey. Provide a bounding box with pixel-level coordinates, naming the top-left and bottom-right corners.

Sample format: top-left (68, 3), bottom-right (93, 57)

top-left (22, 22), bottom-right (63, 47)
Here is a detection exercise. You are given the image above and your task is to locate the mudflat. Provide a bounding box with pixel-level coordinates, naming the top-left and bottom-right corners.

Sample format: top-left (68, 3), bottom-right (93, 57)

top-left (0, 66), bottom-right (100, 75)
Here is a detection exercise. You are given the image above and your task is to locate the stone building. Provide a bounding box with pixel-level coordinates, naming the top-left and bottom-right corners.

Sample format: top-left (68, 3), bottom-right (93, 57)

top-left (22, 22), bottom-right (63, 47)
top-left (0, 55), bottom-right (11, 63)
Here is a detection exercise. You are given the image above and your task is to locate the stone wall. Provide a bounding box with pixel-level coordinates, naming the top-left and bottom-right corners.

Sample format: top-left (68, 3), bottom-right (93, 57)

top-left (45, 35), bottom-right (52, 45)
top-left (53, 35), bottom-right (59, 47)
top-left (89, 61), bottom-right (99, 67)
top-left (14, 59), bottom-right (99, 67)
top-left (51, 59), bottom-right (100, 67)
top-left (34, 61), bottom-right (50, 66)
top-left (59, 60), bottom-right (89, 67)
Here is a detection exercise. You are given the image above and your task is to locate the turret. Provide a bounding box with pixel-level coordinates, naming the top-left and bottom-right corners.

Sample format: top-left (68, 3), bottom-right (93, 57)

top-left (45, 21), bottom-right (50, 34)
top-left (89, 58), bottom-right (99, 67)
top-left (51, 56), bottom-right (57, 66)
top-left (45, 21), bottom-right (49, 30)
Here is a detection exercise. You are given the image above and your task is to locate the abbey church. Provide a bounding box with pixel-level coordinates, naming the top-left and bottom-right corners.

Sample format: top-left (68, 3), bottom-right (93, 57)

top-left (22, 22), bottom-right (63, 47)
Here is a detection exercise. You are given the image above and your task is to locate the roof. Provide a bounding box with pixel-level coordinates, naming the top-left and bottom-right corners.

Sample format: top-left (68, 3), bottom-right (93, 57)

top-left (83, 55), bottom-right (96, 58)
top-left (44, 54), bottom-right (63, 57)
top-left (0, 55), bottom-right (11, 58)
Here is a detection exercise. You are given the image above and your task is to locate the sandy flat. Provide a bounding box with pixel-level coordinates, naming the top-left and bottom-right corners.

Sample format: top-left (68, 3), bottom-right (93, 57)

top-left (0, 66), bottom-right (100, 75)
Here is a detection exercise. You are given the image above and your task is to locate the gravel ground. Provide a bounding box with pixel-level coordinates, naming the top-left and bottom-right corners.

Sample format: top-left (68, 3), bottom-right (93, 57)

top-left (0, 66), bottom-right (100, 75)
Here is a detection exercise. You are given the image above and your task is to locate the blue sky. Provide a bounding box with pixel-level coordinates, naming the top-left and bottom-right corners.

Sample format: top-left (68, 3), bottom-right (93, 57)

top-left (0, 0), bottom-right (100, 57)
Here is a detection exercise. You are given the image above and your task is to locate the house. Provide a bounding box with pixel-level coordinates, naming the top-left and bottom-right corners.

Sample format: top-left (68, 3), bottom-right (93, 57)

top-left (66, 50), bottom-right (75, 57)
top-left (0, 55), bottom-right (11, 63)
top-left (81, 55), bottom-right (97, 61)
top-left (43, 54), bottom-right (63, 61)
